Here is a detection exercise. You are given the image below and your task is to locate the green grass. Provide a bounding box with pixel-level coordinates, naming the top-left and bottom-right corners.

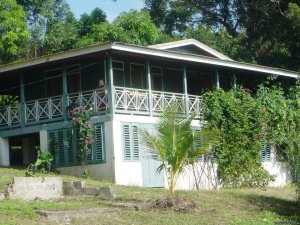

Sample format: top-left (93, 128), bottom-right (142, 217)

top-left (0, 167), bottom-right (299, 225)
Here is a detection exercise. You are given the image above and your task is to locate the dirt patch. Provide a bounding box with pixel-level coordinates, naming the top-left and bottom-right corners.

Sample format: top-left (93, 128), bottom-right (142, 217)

top-left (150, 196), bottom-right (198, 213)
top-left (111, 196), bottom-right (213, 214)
top-left (36, 208), bottom-right (118, 224)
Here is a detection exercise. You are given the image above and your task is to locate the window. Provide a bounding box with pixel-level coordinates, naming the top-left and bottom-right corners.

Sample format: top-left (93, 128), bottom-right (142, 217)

top-left (48, 124), bottom-right (105, 166)
top-left (45, 68), bottom-right (63, 97)
top-left (187, 72), bottom-right (213, 95)
top-left (165, 68), bottom-right (183, 93)
top-left (193, 128), bottom-right (216, 161)
top-left (123, 123), bottom-right (140, 161)
top-left (261, 145), bottom-right (271, 161)
top-left (113, 61), bottom-right (125, 87)
top-left (151, 66), bottom-right (163, 91)
top-left (67, 64), bottom-right (81, 93)
top-left (45, 65), bottom-right (81, 97)
top-left (130, 63), bottom-right (146, 89)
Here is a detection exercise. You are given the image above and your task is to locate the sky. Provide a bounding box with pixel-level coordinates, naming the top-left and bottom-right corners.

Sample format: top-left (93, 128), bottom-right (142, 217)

top-left (66, 0), bottom-right (145, 22)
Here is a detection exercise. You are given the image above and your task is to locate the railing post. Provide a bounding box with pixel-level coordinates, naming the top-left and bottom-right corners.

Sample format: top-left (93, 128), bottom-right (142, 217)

top-left (146, 61), bottom-right (153, 116)
top-left (106, 54), bottom-right (115, 115)
top-left (62, 64), bottom-right (68, 121)
top-left (19, 73), bottom-right (25, 127)
top-left (7, 106), bottom-right (12, 126)
top-left (183, 65), bottom-right (189, 115)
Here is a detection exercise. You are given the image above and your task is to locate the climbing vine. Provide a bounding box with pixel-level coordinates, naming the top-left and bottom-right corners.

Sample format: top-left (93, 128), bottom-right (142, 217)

top-left (203, 87), bottom-right (273, 188)
top-left (203, 80), bottom-right (300, 200)
top-left (69, 106), bottom-right (95, 165)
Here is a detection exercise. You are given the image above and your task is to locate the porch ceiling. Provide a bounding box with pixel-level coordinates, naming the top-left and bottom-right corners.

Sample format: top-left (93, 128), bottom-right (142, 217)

top-left (0, 42), bottom-right (299, 79)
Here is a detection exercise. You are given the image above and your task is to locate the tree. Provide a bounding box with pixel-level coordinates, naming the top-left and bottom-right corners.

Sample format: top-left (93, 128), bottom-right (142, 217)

top-left (78, 7), bottom-right (107, 37)
top-left (17, 0), bottom-right (77, 57)
top-left (144, 0), bottom-right (300, 71)
top-left (110, 9), bottom-right (160, 45)
top-left (0, 0), bottom-right (29, 63)
top-left (142, 104), bottom-right (216, 194)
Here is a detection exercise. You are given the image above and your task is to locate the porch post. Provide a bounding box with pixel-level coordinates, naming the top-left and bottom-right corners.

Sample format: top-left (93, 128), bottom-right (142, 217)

top-left (183, 65), bottom-right (189, 115)
top-left (232, 73), bottom-right (237, 89)
top-left (214, 69), bottom-right (220, 90)
top-left (146, 60), bottom-right (153, 116)
top-left (0, 137), bottom-right (10, 167)
top-left (62, 64), bottom-right (68, 121)
top-left (106, 54), bottom-right (115, 115)
top-left (39, 129), bottom-right (48, 152)
top-left (19, 73), bottom-right (25, 127)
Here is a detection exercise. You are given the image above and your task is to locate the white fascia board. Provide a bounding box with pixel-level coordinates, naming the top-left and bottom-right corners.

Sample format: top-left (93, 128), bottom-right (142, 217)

top-left (113, 43), bottom-right (299, 78)
top-left (0, 43), bottom-right (113, 73)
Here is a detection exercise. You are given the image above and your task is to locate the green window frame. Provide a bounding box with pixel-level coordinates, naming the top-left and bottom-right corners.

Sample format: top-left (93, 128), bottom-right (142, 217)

top-left (122, 123), bottom-right (140, 161)
top-left (48, 123), bottom-right (105, 167)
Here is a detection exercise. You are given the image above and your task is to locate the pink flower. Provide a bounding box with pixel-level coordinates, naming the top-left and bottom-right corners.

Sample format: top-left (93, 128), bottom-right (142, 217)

top-left (86, 121), bottom-right (93, 127)
top-left (85, 138), bottom-right (94, 145)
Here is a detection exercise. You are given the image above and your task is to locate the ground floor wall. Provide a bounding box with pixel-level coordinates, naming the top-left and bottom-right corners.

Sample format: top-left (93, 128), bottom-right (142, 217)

top-left (0, 114), bottom-right (293, 190)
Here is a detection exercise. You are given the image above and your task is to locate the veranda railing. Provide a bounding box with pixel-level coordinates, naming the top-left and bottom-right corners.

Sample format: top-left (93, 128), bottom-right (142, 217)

top-left (0, 87), bottom-right (202, 128)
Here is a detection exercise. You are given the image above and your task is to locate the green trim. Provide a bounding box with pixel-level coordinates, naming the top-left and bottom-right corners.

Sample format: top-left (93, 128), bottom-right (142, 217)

top-left (183, 65), bottom-right (189, 115)
top-left (48, 122), bottom-right (106, 167)
top-left (19, 73), bottom-right (25, 128)
top-left (146, 60), bottom-right (153, 116)
top-left (106, 54), bottom-right (115, 115)
top-left (62, 65), bottom-right (68, 121)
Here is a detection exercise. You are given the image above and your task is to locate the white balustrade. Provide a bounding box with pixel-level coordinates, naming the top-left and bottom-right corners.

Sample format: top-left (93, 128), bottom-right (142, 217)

top-left (114, 87), bottom-right (149, 113)
top-left (0, 87), bottom-right (202, 128)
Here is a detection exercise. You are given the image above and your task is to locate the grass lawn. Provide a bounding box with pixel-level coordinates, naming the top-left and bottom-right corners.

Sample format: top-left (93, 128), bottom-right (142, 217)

top-left (0, 167), bottom-right (299, 225)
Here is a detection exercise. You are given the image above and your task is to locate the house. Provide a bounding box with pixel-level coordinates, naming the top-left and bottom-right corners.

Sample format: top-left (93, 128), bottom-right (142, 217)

top-left (0, 39), bottom-right (298, 189)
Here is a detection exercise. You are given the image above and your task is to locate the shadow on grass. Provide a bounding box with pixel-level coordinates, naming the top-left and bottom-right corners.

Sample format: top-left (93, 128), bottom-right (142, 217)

top-left (242, 194), bottom-right (300, 221)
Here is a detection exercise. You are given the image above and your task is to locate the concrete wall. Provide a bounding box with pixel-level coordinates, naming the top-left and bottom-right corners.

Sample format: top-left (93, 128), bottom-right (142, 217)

top-left (263, 147), bottom-right (292, 187)
top-left (53, 114), bottom-right (293, 190)
top-left (7, 177), bottom-right (63, 200)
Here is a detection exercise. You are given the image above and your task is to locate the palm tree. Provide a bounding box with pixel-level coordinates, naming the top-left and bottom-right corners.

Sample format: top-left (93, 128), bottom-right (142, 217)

top-left (142, 104), bottom-right (216, 195)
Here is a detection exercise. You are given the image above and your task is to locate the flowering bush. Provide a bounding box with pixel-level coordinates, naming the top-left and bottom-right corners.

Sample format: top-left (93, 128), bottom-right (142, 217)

top-left (69, 106), bottom-right (94, 164)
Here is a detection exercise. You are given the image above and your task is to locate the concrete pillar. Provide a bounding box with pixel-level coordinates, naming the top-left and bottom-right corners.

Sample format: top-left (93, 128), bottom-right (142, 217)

top-left (39, 130), bottom-right (48, 152)
top-left (22, 137), bottom-right (36, 165)
top-left (0, 137), bottom-right (10, 167)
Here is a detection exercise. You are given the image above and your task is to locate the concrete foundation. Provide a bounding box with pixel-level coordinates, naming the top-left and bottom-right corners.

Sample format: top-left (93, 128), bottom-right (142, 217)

top-left (7, 177), bottom-right (63, 200)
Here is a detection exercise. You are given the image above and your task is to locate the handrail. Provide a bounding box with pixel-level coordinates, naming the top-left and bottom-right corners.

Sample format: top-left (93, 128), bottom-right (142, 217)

top-left (0, 87), bottom-right (202, 128)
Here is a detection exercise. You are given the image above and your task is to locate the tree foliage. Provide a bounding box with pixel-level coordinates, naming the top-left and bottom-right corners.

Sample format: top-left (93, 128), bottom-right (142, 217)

top-left (0, 0), bottom-right (28, 63)
top-left (145, 0), bottom-right (300, 70)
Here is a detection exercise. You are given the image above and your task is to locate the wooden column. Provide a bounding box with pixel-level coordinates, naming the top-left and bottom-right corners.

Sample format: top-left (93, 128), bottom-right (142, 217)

top-left (232, 73), bottom-right (237, 89)
top-left (62, 64), bottom-right (68, 121)
top-left (146, 61), bottom-right (153, 116)
top-left (214, 69), bottom-right (220, 90)
top-left (19, 73), bottom-right (25, 128)
top-left (106, 54), bottom-right (114, 115)
top-left (183, 65), bottom-right (189, 115)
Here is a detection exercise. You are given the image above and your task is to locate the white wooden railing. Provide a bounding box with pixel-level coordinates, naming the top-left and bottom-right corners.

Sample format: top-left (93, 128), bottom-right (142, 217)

top-left (114, 87), bottom-right (203, 116)
top-left (0, 87), bottom-right (203, 128)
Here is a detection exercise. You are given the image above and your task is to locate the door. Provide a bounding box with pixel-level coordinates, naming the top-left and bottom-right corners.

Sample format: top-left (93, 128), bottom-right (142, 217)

top-left (141, 124), bottom-right (165, 187)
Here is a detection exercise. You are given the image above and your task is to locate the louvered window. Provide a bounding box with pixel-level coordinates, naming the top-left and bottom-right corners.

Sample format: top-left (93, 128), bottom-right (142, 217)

top-left (48, 123), bottom-right (105, 166)
top-left (123, 124), bottom-right (140, 161)
top-left (261, 145), bottom-right (271, 161)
